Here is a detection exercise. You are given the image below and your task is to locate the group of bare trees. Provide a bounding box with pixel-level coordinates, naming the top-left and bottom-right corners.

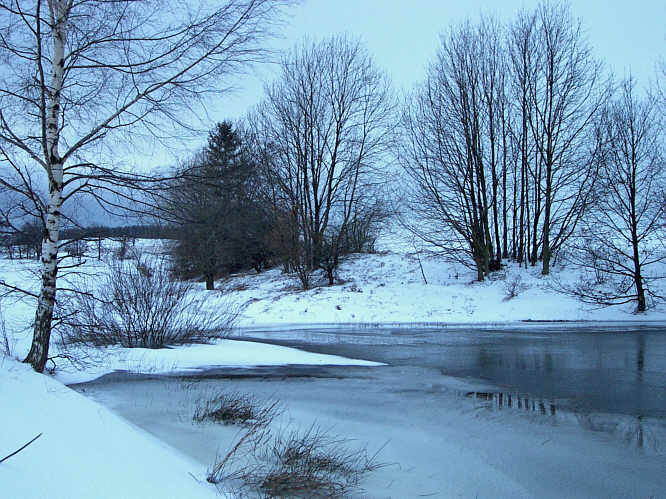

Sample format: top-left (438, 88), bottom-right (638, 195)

top-left (400, 4), bottom-right (609, 280)
top-left (399, 2), bottom-right (664, 311)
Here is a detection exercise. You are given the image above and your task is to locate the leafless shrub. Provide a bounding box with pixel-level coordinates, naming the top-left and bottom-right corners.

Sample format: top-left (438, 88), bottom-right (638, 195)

top-left (62, 257), bottom-right (238, 348)
top-left (554, 273), bottom-right (660, 311)
top-left (256, 425), bottom-right (383, 498)
top-left (208, 418), bottom-right (384, 498)
top-left (0, 298), bottom-right (11, 357)
top-left (294, 263), bottom-right (318, 291)
top-left (206, 401), bottom-right (279, 486)
top-left (194, 392), bottom-right (282, 427)
top-left (503, 274), bottom-right (527, 301)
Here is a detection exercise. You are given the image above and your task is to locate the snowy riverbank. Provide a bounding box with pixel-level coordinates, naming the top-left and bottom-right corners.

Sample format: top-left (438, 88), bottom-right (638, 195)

top-left (220, 247), bottom-right (666, 326)
top-left (0, 341), bottom-right (381, 499)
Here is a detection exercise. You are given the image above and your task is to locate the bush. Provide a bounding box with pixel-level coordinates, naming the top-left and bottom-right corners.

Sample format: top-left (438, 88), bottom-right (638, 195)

top-left (63, 257), bottom-right (237, 348)
top-left (503, 274), bottom-right (527, 301)
top-left (194, 392), bottom-right (281, 427)
top-left (206, 410), bottom-right (384, 498)
top-left (256, 425), bottom-right (383, 498)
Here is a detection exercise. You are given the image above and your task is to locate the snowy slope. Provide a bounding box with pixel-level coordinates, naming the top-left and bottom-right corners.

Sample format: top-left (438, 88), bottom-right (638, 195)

top-left (0, 358), bottom-right (223, 499)
top-left (214, 250), bottom-right (666, 326)
top-left (0, 339), bottom-right (381, 499)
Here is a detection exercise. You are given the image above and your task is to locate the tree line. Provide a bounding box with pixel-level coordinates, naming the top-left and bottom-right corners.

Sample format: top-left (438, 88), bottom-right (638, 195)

top-left (398, 4), bottom-right (664, 311)
top-left (164, 3), bottom-right (664, 313)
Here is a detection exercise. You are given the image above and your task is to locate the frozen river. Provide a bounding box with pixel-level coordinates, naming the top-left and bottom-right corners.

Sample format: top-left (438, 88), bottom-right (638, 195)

top-left (73, 324), bottom-right (666, 498)
top-left (233, 323), bottom-right (666, 418)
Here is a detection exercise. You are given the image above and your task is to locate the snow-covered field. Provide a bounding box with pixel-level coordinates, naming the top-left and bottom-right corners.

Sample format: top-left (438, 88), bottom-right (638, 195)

top-left (1, 238), bottom-right (665, 498)
top-left (225, 250), bottom-right (666, 326)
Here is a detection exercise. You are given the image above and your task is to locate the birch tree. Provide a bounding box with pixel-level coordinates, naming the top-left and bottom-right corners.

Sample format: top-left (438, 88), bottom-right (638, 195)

top-left (0, 0), bottom-right (290, 372)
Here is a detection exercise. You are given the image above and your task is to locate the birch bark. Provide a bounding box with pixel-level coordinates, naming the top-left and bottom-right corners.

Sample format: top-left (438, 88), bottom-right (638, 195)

top-left (24, 0), bottom-right (69, 372)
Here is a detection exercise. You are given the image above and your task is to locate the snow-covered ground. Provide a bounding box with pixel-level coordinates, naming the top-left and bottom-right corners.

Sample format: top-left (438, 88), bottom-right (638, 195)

top-left (0, 343), bottom-right (381, 499)
top-left (0, 357), bottom-right (223, 499)
top-left (219, 244), bottom-right (666, 326)
top-left (1, 238), bottom-right (665, 498)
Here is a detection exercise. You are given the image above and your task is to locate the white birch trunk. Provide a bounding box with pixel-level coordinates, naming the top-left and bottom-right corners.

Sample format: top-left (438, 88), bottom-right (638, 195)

top-left (24, 0), bottom-right (68, 372)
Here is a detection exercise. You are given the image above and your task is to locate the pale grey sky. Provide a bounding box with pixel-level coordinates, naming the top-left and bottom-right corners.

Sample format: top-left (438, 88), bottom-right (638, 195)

top-left (155, 0), bottom-right (665, 166)
top-left (226, 0), bottom-right (664, 112)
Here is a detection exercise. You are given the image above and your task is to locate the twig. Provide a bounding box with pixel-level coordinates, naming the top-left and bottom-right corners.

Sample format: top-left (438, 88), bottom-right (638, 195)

top-left (0, 433), bottom-right (43, 464)
top-left (412, 241), bottom-right (428, 285)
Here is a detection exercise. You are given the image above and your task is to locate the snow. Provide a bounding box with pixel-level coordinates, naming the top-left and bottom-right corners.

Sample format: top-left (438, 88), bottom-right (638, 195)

top-left (55, 339), bottom-right (383, 385)
top-left (1, 237), bottom-right (665, 498)
top-left (0, 358), bottom-right (222, 499)
top-left (0, 341), bottom-right (380, 499)
top-left (211, 245), bottom-right (666, 327)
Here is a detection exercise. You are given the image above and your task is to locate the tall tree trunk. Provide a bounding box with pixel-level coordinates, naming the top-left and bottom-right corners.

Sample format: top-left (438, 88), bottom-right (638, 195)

top-left (24, 181), bottom-right (63, 372)
top-left (24, 0), bottom-right (68, 372)
top-left (541, 190), bottom-right (552, 275)
top-left (633, 257), bottom-right (646, 312)
top-left (501, 113), bottom-right (509, 259)
top-left (630, 178), bottom-right (646, 312)
top-left (541, 156), bottom-right (553, 275)
top-left (530, 162), bottom-right (541, 266)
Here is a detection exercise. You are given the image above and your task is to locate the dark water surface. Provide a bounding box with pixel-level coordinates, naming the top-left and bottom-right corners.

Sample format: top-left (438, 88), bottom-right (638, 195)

top-left (232, 323), bottom-right (666, 418)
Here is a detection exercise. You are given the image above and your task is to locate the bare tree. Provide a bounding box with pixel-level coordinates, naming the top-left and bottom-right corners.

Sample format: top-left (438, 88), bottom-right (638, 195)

top-left (251, 36), bottom-right (393, 287)
top-left (508, 8), bottom-right (538, 266)
top-left (570, 79), bottom-right (665, 311)
top-left (0, 0), bottom-right (291, 372)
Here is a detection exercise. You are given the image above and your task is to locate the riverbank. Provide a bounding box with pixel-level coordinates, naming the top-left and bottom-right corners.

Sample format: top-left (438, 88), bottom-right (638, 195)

top-left (214, 247), bottom-right (666, 327)
top-left (0, 342), bottom-right (381, 499)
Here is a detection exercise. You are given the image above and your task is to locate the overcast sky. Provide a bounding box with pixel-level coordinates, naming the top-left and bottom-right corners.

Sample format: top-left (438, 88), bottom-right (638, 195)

top-left (154, 0), bottom-right (665, 166)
